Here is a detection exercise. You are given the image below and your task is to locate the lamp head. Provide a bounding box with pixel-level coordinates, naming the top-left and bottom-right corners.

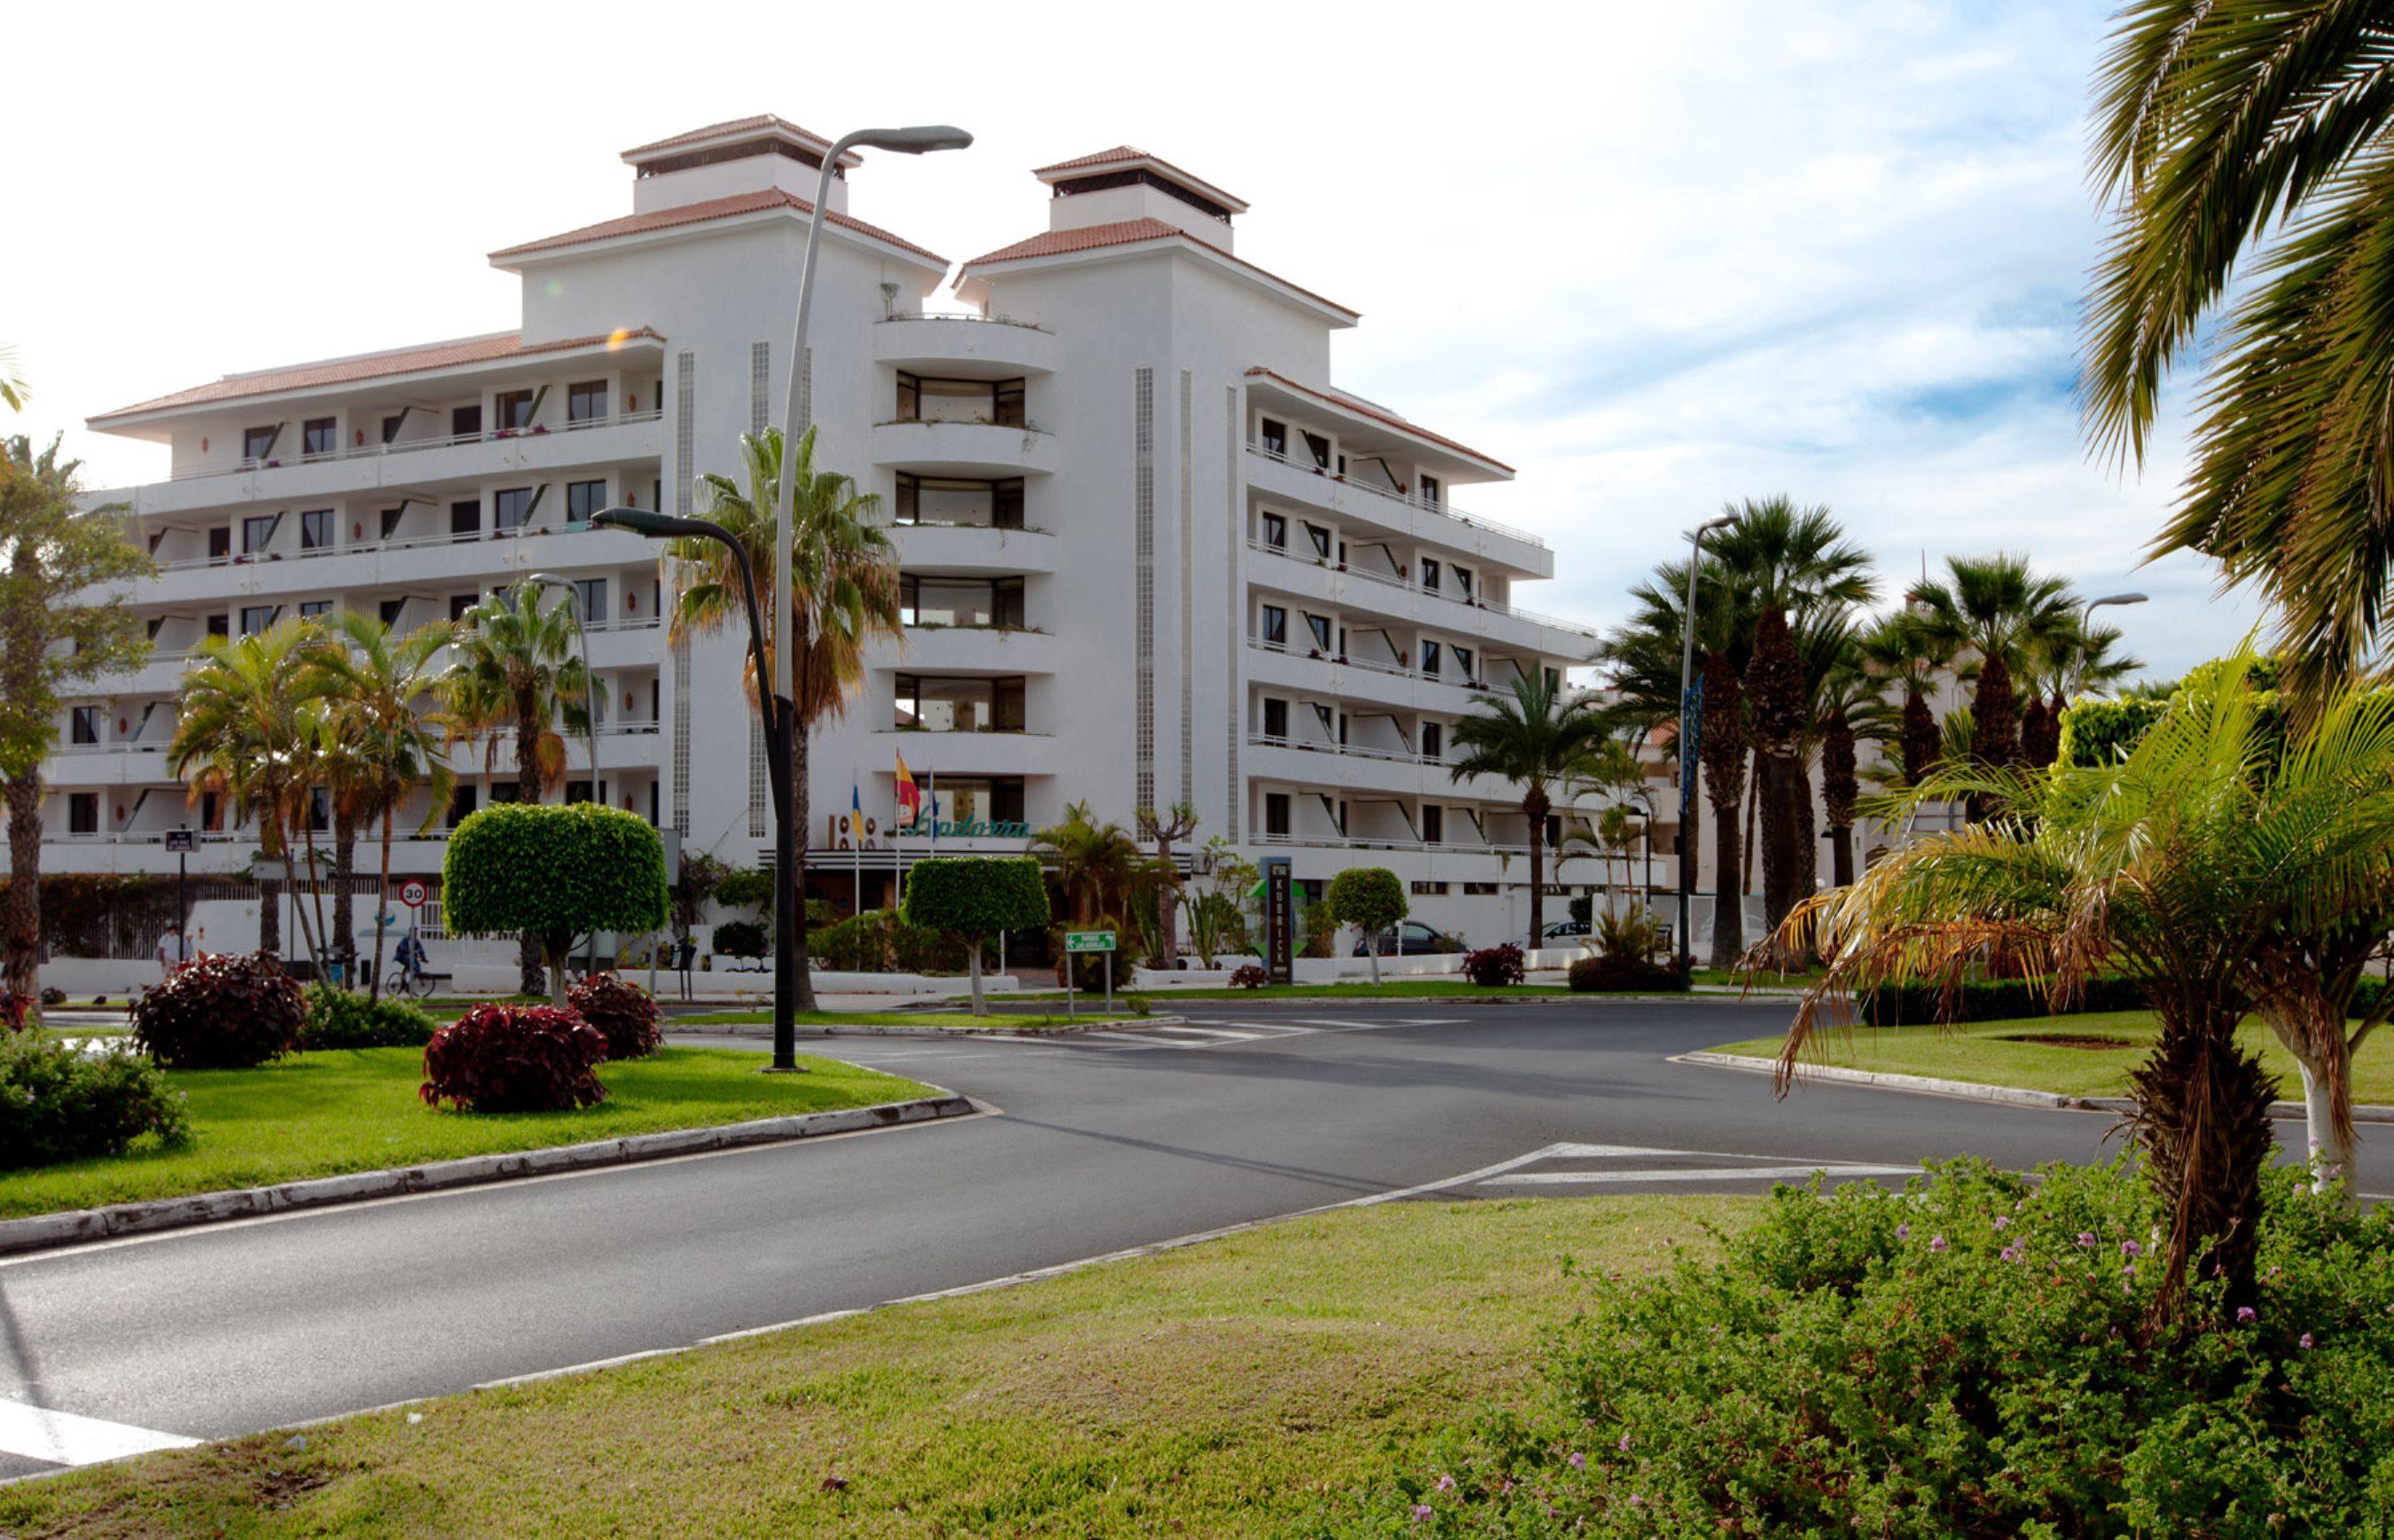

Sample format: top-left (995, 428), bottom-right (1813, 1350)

top-left (593, 507), bottom-right (707, 540)
top-left (2091, 591), bottom-right (2149, 609)
top-left (850, 125), bottom-right (973, 156)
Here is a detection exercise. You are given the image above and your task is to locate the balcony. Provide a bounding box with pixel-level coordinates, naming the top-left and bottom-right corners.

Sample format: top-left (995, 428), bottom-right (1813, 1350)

top-left (869, 729), bottom-right (1054, 778)
top-left (1246, 445), bottom-right (1552, 578)
top-left (121, 410), bottom-right (665, 520)
top-left (889, 521), bottom-right (1057, 575)
top-left (874, 626), bottom-right (1058, 676)
top-left (47, 742), bottom-right (180, 787)
top-left (872, 418), bottom-right (1058, 477)
top-left (874, 314), bottom-right (1059, 377)
top-left (1242, 539), bottom-right (1598, 659)
top-left (140, 525), bottom-right (659, 610)
top-left (1244, 637), bottom-right (1504, 714)
top-left (1243, 734), bottom-right (1514, 801)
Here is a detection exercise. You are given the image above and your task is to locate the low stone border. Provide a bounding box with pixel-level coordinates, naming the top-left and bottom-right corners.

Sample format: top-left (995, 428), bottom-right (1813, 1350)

top-left (669, 1015), bottom-right (1185, 1039)
top-left (0, 1092), bottom-right (977, 1259)
top-left (1677, 1051), bottom-right (2394, 1123)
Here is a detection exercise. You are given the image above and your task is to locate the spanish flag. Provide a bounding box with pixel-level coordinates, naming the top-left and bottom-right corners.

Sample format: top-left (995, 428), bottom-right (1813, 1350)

top-left (895, 751), bottom-right (921, 828)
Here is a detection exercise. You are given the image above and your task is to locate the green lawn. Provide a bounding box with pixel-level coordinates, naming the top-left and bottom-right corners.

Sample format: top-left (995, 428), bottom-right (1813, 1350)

top-left (1112, 979), bottom-right (1573, 1002)
top-left (0, 1193), bottom-right (1756, 1538)
top-left (669, 1009), bottom-right (1137, 1029)
top-left (1711, 1010), bottom-right (2394, 1104)
top-left (0, 1047), bottom-right (933, 1220)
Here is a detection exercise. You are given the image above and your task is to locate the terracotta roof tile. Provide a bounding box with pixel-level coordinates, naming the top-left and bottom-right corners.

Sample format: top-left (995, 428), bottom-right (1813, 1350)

top-left (960, 218), bottom-right (1357, 319)
top-left (489, 187), bottom-right (943, 265)
top-left (90, 328), bottom-right (666, 423)
top-left (622, 114), bottom-right (835, 159)
top-left (1244, 366), bottom-right (1514, 474)
top-left (1030, 146), bottom-right (1248, 209)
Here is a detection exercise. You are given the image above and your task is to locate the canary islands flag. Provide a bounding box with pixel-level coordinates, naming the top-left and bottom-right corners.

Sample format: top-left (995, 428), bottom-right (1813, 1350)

top-left (895, 752), bottom-right (921, 828)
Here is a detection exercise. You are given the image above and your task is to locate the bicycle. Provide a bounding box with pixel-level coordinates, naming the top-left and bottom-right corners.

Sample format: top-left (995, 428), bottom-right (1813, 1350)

top-left (386, 967), bottom-right (435, 1000)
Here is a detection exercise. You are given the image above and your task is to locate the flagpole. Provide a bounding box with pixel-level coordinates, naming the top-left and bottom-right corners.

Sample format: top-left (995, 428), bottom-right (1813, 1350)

top-left (851, 765), bottom-right (862, 918)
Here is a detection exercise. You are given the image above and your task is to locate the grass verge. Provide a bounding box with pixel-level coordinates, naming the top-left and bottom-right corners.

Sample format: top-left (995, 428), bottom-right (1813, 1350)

top-left (0, 1193), bottom-right (1756, 1538)
top-left (1711, 1010), bottom-right (2394, 1104)
top-left (669, 1010), bottom-right (1138, 1029)
top-left (0, 1047), bottom-right (933, 1220)
top-left (1109, 980), bottom-right (1572, 1003)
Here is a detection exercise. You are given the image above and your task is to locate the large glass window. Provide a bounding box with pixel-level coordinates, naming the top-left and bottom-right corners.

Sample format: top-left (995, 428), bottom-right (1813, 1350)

top-left (379, 598), bottom-right (407, 627)
top-left (240, 605), bottom-right (280, 635)
top-left (1420, 557), bottom-right (1441, 591)
top-left (494, 389), bottom-right (536, 431)
top-left (207, 527), bottom-right (231, 564)
top-left (894, 473), bottom-right (1025, 528)
top-left (242, 426), bottom-right (278, 462)
top-left (1259, 418), bottom-right (1287, 457)
top-left (1305, 523), bottom-right (1332, 559)
top-left (900, 576), bottom-right (1025, 629)
top-left (447, 785), bottom-right (479, 828)
top-left (301, 418), bottom-right (335, 457)
top-left (450, 403), bottom-right (481, 438)
top-left (1261, 605), bottom-right (1287, 646)
top-left (567, 380), bottom-right (607, 423)
top-left (895, 372), bottom-right (1029, 426)
top-left (300, 509), bottom-right (332, 551)
top-left (493, 487), bottom-right (534, 533)
top-left (1421, 640), bottom-right (1443, 676)
top-left (893, 675), bottom-right (1028, 732)
top-left (242, 514), bottom-right (276, 554)
top-left (299, 599), bottom-right (333, 619)
top-left (566, 480), bottom-right (606, 527)
top-left (918, 777), bottom-right (1027, 826)
top-left (574, 579), bottom-right (609, 626)
top-left (1420, 722), bottom-right (1443, 761)
top-left (1451, 645), bottom-right (1475, 684)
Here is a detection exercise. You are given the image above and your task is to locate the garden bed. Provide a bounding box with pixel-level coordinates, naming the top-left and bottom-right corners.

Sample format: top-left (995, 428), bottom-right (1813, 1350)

top-left (0, 1046), bottom-right (932, 1220)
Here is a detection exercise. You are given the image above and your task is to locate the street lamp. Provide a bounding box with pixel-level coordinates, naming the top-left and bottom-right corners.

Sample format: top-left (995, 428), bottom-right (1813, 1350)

top-left (2072, 591), bottom-right (2148, 700)
top-left (522, 571), bottom-right (603, 979)
top-left (771, 123), bottom-right (970, 1020)
top-left (1675, 512), bottom-right (1741, 976)
top-left (591, 506), bottom-right (799, 1070)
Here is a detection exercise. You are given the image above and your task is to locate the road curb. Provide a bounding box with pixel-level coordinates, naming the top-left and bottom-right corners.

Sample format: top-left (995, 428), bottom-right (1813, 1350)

top-left (0, 1093), bottom-right (977, 1259)
top-left (669, 1015), bottom-right (1186, 1039)
top-left (1675, 1051), bottom-right (2394, 1123)
top-left (1086, 992), bottom-right (1801, 1009)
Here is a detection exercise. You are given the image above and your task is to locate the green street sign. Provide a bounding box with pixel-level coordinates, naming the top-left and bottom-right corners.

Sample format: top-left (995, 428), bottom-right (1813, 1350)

top-left (1064, 930), bottom-right (1116, 954)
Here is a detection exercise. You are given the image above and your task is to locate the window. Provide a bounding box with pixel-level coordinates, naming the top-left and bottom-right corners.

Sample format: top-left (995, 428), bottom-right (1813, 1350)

top-left (1546, 814), bottom-right (1563, 849)
top-left (896, 372), bottom-right (1028, 426)
top-left (993, 479), bottom-right (1025, 528)
top-left (206, 614), bottom-right (230, 637)
top-left (567, 380), bottom-right (607, 423)
top-left (242, 426), bottom-right (278, 462)
top-left (566, 780), bottom-right (595, 806)
top-left (447, 785), bottom-right (478, 828)
top-left (299, 600), bottom-right (333, 619)
top-left (201, 792), bottom-right (222, 832)
top-left (1422, 805), bottom-right (1444, 844)
top-left (1420, 557), bottom-right (1441, 592)
top-left (1261, 512), bottom-right (1286, 549)
top-left (1451, 645), bottom-right (1474, 683)
top-left (566, 480), bottom-right (606, 527)
top-left (300, 509), bottom-right (332, 551)
top-left (381, 413), bottom-right (405, 445)
top-left (1259, 418), bottom-right (1287, 457)
top-left (895, 473), bottom-right (1026, 528)
top-left (1303, 430), bottom-right (1332, 470)
top-left (69, 706), bottom-right (99, 746)
top-left (242, 514), bottom-right (277, 554)
top-left (68, 793), bottom-right (98, 835)
top-left (892, 675), bottom-right (1029, 732)
top-left (240, 605), bottom-right (280, 635)
top-left (1421, 640), bottom-right (1443, 676)
top-left (450, 500), bottom-right (481, 542)
top-left (900, 575), bottom-right (1022, 629)
top-left (574, 579), bottom-right (608, 626)
top-left (1412, 880), bottom-right (1449, 896)
top-left (379, 598), bottom-right (407, 627)
top-left (451, 403), bottom-right (481, 438)
top-left (380, 506), bottom-right (405, 540)
top-left (1261, 605), bottom-right (1287, 646)
top-left (207, 527), bottom-right (231, 564)
top-left (308, 787), bottom-right (332, 833)
top-left (494, 389), bottom-right (536, 431)
top-left (1420, 473), bottom-right (1442, 506)
top-left (1262, 698), bottom-right (1288, 740)
top-left (301, 418), bottom-right (335, 457)
top-left (1264, 793), bottom-right (1291, 837)
top-left (1464, 880), bottom-right (1498, 896)
top-left (1453, 566), bottom-right (1475, 600)
top-left (489, 782), bottom-right (521, 805)
top-left (1305, 614), bottom-right (1333, 653)
top-left (493, 487), bottom-right (534, 533)
top-left (917, 776), bottom-right (1027, 826)
top-left (450, 593), bottom-right (478, 621)
top-left (993, 379), bottom-right (1026, 426)
top-left (1421, 722), bottom-right (1443, 761)
top-left (1545, 667), bottom-right (1561, 692)
top-left (1305, 523), bottom-right (1332, 559)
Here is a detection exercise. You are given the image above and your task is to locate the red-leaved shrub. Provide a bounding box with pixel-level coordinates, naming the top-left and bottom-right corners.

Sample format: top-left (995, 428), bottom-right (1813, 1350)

top-left (566, 972), bottom-right (661, 1060)
top-left (419, 1005), bottom-right (607, 1114)
top-left (130, 950), bottom-right (305, 1068)
top-left (1229, 964), bottom-right (1269, 989)
top-left (1462, 943), bottom-right (1526, 988)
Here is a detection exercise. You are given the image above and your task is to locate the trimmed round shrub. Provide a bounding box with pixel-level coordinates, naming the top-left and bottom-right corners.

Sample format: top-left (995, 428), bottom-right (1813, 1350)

top-left (0, 1036), bottom-right (191, 1169)
top-left (713, 919), bottom-right (768, 962)
top-left (1462, 943), bottom-right (1525, 988)
top-left (567, 972), bottom-right (661, 1060)
top-left (419, 1004), bottom-right (606, 1114)
top-left (1230, 964), bottom-right (1269, 989)
top-left (300, 983), bottom-right (442, 1050)
top-left (130, 950), bottom-right (304, 1068)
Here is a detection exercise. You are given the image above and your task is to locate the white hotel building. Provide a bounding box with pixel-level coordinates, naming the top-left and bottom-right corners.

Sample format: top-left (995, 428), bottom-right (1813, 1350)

top-left (51, 116), bottom-right (1604, 958)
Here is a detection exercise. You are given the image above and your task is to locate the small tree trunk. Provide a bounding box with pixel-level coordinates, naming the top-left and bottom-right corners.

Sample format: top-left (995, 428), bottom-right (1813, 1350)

top-left (1368, 931), bottom-right (1381, 988)
top-left (1708, 795), bottom-right (1743, 969)
top-left (332, 811), bottom-right (356, 989)
top-left (370, 810), bottom-right (394, 1002)
top-left (259, 875), bottom-right (283, 956)
top-left (967, 937), bottom-right (987, 1016)
top-left (546, 937), bottom-right (568, 1005)
top-left (2, 778), bottom-right (43, 998)
top-left (2294, 1053), bottom-right (2354, 1200)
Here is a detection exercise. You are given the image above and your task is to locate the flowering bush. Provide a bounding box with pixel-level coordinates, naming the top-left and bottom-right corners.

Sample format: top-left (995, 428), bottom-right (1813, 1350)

top-left (419, 1004), bottom-right (606, 1114)
top-left (0, 1036), bottom-right (190, 1169)
top-left (1365, 1156), bottom-right (2394, 1534)
top-left (566, 972), bottom-right (661, 1060)
top-left (1229, 964), bottom-right (1269, 989)
top-left (1461, 944), bottom-right (1524, 988)
top-left (300, 984), bottom-right (441, 1050)
top-left (129, 950), bottom-right (305, 1068)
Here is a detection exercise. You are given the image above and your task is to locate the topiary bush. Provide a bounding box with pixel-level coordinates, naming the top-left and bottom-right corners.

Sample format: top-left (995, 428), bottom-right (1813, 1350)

top-left (130, 950), bottom-right (305, 1068)
top-left (419, 1004), bottom-right (607, 1114)
top-left (712, 919), bottom-right (768, 963)
top-left (1230, 964), bottom-right (1268, 989)
top-left (300, 983), bottom-right (442, 1050)
top-left (442, 803), bottom-right (669, 1000)
top-left (567, 972), bottom-right (661, 1059)
top-left (0, 1036), bottom-right (191, 1169)
top-left (1462, 943), bottom-right (1525, 988)
top-left (901, 857), bottom-right (1051, 1014)
top-left (1364, 1156), bottom-right (2394, 1535)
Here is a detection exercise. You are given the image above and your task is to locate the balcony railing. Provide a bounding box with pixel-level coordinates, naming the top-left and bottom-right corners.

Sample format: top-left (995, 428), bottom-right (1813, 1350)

top-left (1247, 731), bottom-right (1436, 768)
top-left (1245, 443), bottom-right (1546, 551)
top-left (880, 311), bottom-right (1048, 332)
top-left (1244, 538), bottom-right (1596, 637)
top-left (1246, 637), bottom-right (1507, 692)
top-left (1251, 831), bottom-right (1536, 856)
top-left (157, 519), bottom-right (640, 573)
top-left (165, 408), bottom-right (663, 484)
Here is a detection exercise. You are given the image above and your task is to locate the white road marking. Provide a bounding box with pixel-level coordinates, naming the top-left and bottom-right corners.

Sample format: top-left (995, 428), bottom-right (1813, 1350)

top-left (0, 1399), bottom-right (198, 1466)
top-left (1482, 1163), bottom-right (1920, 1186)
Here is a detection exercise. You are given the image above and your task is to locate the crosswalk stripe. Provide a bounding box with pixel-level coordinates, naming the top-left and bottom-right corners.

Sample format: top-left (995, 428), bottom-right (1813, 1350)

top-left (0, 1399), bottom-right (200, 1466)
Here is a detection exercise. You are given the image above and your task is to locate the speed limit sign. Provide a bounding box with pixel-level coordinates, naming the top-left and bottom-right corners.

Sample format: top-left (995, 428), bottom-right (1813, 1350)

top-left (397, 879), bottom-right (429, 909)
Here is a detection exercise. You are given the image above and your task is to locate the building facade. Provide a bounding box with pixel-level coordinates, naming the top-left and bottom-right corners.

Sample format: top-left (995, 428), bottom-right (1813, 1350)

top-left (44, 117), bottom-right (1604, 960)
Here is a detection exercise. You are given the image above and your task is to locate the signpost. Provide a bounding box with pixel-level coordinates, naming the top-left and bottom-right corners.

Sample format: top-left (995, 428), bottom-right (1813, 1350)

top-left (396, 879), bottom-right (428, 910)
top-left (1063, 928), bottom-right (1116, 1017)
top-left (165, 829), bottom-right (195, 965)
top-left (1263, 857), bottom-right (1294, 985)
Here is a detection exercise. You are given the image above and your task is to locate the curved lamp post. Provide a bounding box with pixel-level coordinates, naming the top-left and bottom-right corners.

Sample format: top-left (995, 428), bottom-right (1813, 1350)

top-left (591, 506), bottom-right (797, 1069)
top-left (2072, 591), bottom-right (2148, 700)
top-left (1674, 512), bottom-right (1741, 975)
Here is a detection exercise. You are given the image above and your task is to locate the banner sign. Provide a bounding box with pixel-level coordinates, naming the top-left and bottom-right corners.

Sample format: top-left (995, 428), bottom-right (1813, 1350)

top-left (1264, 856), bottom-right (1295, 985)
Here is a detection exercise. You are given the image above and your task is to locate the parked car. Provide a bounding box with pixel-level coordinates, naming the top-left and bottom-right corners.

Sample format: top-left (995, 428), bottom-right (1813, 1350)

top-left (1540, 919), bottom-right (1590, 942)
top-left (1355, 921), bottom-right (1465, 957)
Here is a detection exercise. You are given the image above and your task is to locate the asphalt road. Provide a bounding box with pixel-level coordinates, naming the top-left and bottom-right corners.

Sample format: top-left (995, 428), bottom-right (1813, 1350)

top-left (0, 998), bottom-right (2369, 1478)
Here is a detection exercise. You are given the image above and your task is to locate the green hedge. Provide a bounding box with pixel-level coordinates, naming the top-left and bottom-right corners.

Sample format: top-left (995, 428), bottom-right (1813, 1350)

top-left (1858, 975), bottom-right (2387, 1025)
top-left (300, 983), bottom-right (442, 1050)
top-left (2054, 698), bottom-right (2170, 768)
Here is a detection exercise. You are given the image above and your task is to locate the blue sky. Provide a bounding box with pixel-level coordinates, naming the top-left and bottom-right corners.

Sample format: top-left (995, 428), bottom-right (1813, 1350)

top-left (5, 0), bottom-right (2251, 677)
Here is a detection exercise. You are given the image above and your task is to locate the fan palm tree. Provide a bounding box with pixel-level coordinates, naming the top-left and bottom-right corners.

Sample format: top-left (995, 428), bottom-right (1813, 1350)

top-left (2086, 3), bottom-right (2394, 699)
top-left (317, 613), bottom-right (457, 998)
top-left (1449, 669), bottom-right (1610, 947)
top-left (1775, 651), bottom-right (2394, 1317)
top-left (1911, 554), bottom-right (2077, 793)
top-left (442, 582), bottom-right (595, 994)
top-left (170, 618), bottom-right (338, 969)
top-left (1855, 609), bottom-right (1952, 788)
top-left (1032, 800), bottom-right (1144, 925)
top-left (669, 426), bottom-right (902, 1012)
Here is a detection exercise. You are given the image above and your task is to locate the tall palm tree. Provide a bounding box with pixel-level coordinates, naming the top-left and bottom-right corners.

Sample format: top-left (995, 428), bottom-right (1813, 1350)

top-left (170, 618), bottom-right (336, 970)
top-left (669, 426), bottom-right (902, 1012)
top-left (1449, 669), bottom-right (1610, 947)
top-left (1855, 609), bottom-right (1952, 788)
top-left (1912, 554), bottom-right (2077, 794)
top-left (442, 582), bottom-right (594, 994)
top-left (1032, 800), bottom-right (1144, 925)
top-left (317, 613), bottom-right (457, 999)
top-left (2086, 4), bottom-right (2394, 699)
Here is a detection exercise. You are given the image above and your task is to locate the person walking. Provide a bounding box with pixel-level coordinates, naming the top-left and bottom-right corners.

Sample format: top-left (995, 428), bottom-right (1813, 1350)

top-left (676, 934), bottom-right (697, 1002)
top-left (156, 927), bottom-right (192, 981)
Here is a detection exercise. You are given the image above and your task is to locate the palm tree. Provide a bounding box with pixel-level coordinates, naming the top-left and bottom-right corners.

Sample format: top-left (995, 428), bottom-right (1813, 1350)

top-left (1912, 554), bottom-right (2076, 795)
top-left (442, 582), bottom-right (594, 995)
top-left (170, 618), bottom-right (337, 970)
top-left (669, 426), bottom-right (902, 1012)
top-left (1855, 609), bottom-right (1951, 789)
top-left (1448, 669), bottom-right (1610, 947)
top-left (0, 344), bottom-right (25, 413)
top-left (1776, 653), bottom-right (2394, 1316)
top-left (1032, 800), bottom-right (1143, 924)
top-left (317, 613), bottom-right (457, 999)
top-left (2086, 4), bottom-right (2394, 699)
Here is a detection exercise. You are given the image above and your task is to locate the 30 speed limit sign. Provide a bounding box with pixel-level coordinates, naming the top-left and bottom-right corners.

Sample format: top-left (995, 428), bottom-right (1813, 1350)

top-left (396, 879), bottom-right (429, 909)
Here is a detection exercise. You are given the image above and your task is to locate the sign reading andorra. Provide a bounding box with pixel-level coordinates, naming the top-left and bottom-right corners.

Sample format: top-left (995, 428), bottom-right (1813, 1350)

top-left (826, 812), bottom-right (1033, 849)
